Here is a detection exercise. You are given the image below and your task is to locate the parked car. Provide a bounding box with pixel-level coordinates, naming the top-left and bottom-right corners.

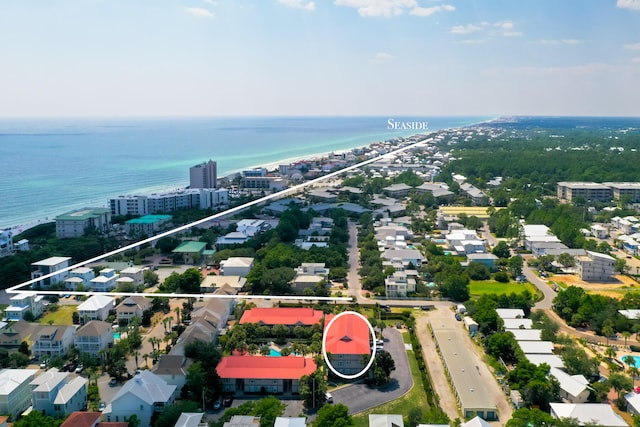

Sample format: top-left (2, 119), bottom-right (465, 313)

top-left (223, 395), bottom-right (233, 407)
top-left (98, 401), bottom-right (106, 411)
top-left (213, 398), bottom-right (222, 410)
top-left (109, 378), bottom-right (118, 387)
top-left (455, 313), bottom-right (462, 321)
top-left (325, 392), bottom-right (333, 403)
top-left (75, 364), bottom-right (84, 374)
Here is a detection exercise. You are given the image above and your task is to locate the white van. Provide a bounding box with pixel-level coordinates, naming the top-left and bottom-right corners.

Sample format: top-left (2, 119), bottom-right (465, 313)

top-left (325, 392), bottom-right (333, 403)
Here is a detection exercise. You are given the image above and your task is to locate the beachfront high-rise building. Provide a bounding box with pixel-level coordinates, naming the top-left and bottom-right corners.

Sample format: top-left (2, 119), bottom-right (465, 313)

top-left (109, 188), bottom-right (229, 216)
top-left (190, 160), bottom-right (217, 189)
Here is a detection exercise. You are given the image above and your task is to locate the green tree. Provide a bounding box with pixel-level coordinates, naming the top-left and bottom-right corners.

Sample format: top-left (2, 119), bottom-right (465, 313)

top-left (314, 403), bottom-right (354, 427)
top-left (557, 253), bottom-right (576, 268)
top-left (300, 370), bottom-right (327, 409)
top-left (609, 372), bottom-right (633, 401)
top-left (506, 408), bottom-right (554, 427)
top-left (492, 241), bottom-right (511, 259)
top-left (616, 258), bottom-right (630, 274)
top-left (13, 411), bottom-right (63, 427)
top-left (466, 262), bottom-right (490, 280)
top-left (507, 256), bottom-right (524, 277)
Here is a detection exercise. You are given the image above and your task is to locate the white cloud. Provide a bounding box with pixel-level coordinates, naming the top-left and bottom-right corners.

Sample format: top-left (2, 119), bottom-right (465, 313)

top-left (278, 0), bottom-right (316, 11)
top-left (495, 21), bottom-right (514, 30)
top-left (617, 0), bottom-right (640, 10)
top-left (185, 7), bottom-right (214, 17)
top-left (372, 52), bottom-right (394, 62)
top-left (503, 31), bottom-right (523, 37)
top-left (410, 4), bottom-right (455, 17)
top-left (454, 39), bottom-right (485, 45)
top-left (449, 23), bottom-right (486, 34)
top-left (202, 0), bottom-right (217, 4)
top-left (334, 0), bottom-right (416, 17)
top-left (536, 39), bottom-right (582, 45)
top-left (624, 42), bottom-right (640, 50)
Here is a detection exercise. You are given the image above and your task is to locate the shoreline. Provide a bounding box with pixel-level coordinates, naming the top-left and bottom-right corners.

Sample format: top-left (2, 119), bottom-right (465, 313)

top-left (3, 118), bottom-right (497, 235)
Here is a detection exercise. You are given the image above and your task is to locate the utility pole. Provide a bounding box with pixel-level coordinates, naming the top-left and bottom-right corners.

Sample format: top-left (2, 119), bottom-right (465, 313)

top-left (312, 376), bottom-right (316, 409)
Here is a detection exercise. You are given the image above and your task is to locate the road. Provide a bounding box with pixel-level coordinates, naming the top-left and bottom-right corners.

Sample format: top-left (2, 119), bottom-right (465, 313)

top-left (333, 327), bottom-right (413, 414)
top-left (347, 220), bottom-right (368, 304)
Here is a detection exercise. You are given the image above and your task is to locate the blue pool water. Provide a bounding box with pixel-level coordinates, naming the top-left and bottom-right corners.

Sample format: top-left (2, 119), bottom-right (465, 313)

top-left (114, 332), bottom-right (121, 340)
top-left (622, 355), bottom-right (640, 367)
top-left (269, 348), bottom-right (281, 357)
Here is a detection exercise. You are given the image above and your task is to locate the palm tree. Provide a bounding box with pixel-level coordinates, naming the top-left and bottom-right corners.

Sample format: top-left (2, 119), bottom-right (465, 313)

top-left (162, 318), bottom-right (169, 334)
top-left (605, 345), bottom-right (617, 360)
top-left (133, 350), bottom-right (139, 369)
top-left (174, 306), bottom-right (181, 325)
top-left (630, 366), bottom-right (640, 388)
top-left (143, 353), bottom-right (149, 369)
top-left (623, 331), bottom-right (631, 348)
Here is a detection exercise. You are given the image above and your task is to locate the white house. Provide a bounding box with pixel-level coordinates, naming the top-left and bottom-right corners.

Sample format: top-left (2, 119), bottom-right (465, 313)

top-left (236, 219), bottom-right (270, 237)
top-left (0, 369), bottom-right (38, 420)
top-left (369, 414), bottom-right (405, 427)
top-left (77, 295), bottom-right (115, 324)
top-left (74, 321), bottom-right (114, 356)
top-left (31, 256), bottom-right (72, 288)
top-left (0, 230), bottom-right (14, 258)
top-left (116, 296), bottom-right (151, 324)
top-left (219, 257), bottom-right (254, 277)
top-left (64, 267), bottom-right (95, 290)
top-left (52, 376), bottom-right (88, 418)
top-left (550, 367), bottom-right (591, 403)
top-left (517, 341), bottom-right (554, 354)
top-left (385, 271), bottom-right (416, 298)
top-left (103, 371), bottom-right (176, 427)
top-left (4, 293), bottom-right (45, 321)
top-left (90, 269), bottom-right (119, 292)
top-left (119, 267), bottom-right (145, 286)
top-left (152, 355), bottom-right (190, 393)
top-left (275, 417), bottom-right (307, 427)
top-left (550, 403), bottom-right (628, 427)
top-left (175, 413), bottom-right (207, 427)
top-left (32, 325), bottom-right (76, 358)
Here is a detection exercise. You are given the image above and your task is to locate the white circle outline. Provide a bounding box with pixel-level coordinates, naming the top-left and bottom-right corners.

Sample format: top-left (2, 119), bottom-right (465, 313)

top-left (322, 310), bottom-right (376, 379)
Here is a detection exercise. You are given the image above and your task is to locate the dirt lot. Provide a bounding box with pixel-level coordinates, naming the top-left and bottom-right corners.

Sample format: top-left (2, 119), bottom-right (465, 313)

top-left (552, 273), bottom-right (640, 298)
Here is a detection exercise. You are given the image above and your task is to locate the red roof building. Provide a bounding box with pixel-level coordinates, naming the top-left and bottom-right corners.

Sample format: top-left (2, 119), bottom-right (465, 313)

top-left (324, 313), bottom-right (371, 355)
top-left (60, 412), bottom-right (102, 427)
top-left (324, 313), bottom-right (371, 376)
top-left (239, 307), bottom-right (324, 326)
top-left (217, 355), bottom-right (316, 394)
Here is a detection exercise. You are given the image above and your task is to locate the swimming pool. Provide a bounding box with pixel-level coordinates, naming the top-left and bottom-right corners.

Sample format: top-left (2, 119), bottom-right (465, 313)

top-left (269, 348), bottom-right (281, 357)
top-left (114, 332), bottom-right (121, 340)
top-left (622, 355), bottom-right (640, 367)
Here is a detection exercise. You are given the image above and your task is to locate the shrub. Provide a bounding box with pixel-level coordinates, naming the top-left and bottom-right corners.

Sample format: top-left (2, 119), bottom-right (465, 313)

top-left (494, 271), bottom-right (509, 283)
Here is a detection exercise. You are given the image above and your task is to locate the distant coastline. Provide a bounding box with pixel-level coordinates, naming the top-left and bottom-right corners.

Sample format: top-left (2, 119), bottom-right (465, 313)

top-left (1, 116), bottom-right (495, 232)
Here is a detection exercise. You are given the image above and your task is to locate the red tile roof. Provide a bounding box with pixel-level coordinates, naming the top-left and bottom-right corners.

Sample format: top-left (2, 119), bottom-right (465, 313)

top-left (239, 307), bottom-right (324, 326)
top-left (60, 412), bottom-right (102, 427)
top-left (216, 355), bottom-right (317, 379)
top-left (324, 313), bottom-right (371, 355)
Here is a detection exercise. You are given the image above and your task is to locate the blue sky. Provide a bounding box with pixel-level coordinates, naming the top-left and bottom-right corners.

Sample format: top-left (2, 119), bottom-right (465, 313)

top-left (1, 0), bottom-right (639, 117)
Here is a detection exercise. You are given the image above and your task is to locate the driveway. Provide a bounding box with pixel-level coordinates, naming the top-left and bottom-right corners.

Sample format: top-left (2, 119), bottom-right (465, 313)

top-left (332, 327), bottom-right (412, 414)
top-left (347, 220), bottom-right (368, 304)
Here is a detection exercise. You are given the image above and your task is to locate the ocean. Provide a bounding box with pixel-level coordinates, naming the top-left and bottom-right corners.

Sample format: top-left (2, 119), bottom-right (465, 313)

top-left (0, 116), bottom-right (490, 230)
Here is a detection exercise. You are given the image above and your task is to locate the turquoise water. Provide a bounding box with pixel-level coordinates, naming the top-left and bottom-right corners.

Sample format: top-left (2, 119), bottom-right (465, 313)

top-left (0, 116), bottom-right (491, 229)
top-left (114, 332), bottom-right (121, 340)
top-left (622, 355), bottom-right (640, 366)
top-left (269, 348), bottom-right (281, 357)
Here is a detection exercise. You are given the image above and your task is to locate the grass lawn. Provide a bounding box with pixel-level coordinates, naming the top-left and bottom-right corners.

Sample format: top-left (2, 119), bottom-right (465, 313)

top-left (469, 281), bottom-right (538, 297)
top-left (352, 339), bottom-right (429, 426)
top-left (39, 305), bottom-right (77, 325)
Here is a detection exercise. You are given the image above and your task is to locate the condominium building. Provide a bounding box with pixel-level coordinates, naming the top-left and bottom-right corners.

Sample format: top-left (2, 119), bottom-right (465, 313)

top-left (557, 182), bottom-right (614, 203)
top-left (110, 188), bottom-right (228, 216)
top-left (605, 182), bottom-right (640, 204)
top-left (190, 160), bottom-right (217, 189)
top-left (55, 207), bottom-right (111, 239)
